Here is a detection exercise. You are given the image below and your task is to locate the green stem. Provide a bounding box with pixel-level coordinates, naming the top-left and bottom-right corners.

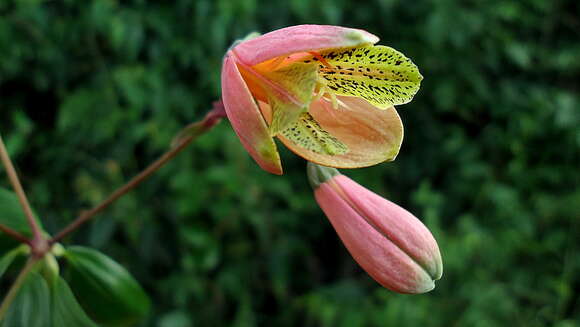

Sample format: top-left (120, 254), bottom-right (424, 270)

top-left (0, 257), bottom-right (38, 321)
top-left (0, 135), bottom-right (43, 243)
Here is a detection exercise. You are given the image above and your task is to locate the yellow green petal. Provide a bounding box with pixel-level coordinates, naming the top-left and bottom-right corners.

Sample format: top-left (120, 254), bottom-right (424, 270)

top-left (280, 112), bottom-right (348, 155)
top-left (305, 45), bottom-right (423, 109)
top-left (255, 61), bottom-right (319, 135)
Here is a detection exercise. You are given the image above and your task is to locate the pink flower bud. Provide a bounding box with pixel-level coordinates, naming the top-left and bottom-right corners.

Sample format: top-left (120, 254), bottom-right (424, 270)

top-left (308, 163), bottom-right (443, 294)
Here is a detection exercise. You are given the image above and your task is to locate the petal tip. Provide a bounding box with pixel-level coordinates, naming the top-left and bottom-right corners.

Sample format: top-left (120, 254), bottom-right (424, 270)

top-left (257, 144), bottom-right (284, 175)
top-left (342, 28), bottom-right (379, 45)
top-left (415, 279), bottom-right (436, 294)
top-left (431, 253), bottom-right (444, 281)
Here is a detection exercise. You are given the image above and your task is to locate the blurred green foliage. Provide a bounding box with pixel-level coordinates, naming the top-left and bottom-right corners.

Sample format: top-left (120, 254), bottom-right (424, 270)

top-left (0, 0), bottom-right (579, 326)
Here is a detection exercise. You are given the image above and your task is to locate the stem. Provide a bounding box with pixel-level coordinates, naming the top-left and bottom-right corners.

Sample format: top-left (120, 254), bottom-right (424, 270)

top-left (50, 105), bottom-right (226, 244)
top-left (0, 135), bottom-right (43, 242)
top-left (0, 257), bottom-right (38, 321)
top-left (51, 136), bottom-right (193, 243)
top-left (0, 224), bottom-right (30, 244)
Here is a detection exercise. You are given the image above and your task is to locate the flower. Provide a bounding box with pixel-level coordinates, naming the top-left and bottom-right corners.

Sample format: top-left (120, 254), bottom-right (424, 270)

top-left (221, 25), bottom-right (422, 175)
top-left (308, 163), bottom-right (442, 294)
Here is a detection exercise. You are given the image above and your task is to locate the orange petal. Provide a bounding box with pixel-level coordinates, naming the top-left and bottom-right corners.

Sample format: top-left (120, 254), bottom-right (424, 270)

top-left (276, 96), bottom-right (403, 168)
top-left (233, 25), bottom-right (379, 66)
top-left (221, 53), bottom-right (283, 174)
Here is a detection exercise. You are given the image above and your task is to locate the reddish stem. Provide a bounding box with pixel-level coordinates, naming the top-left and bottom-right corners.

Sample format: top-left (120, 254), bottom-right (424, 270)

top-left (0, 224), bottom-right (30, 244)
top-left (50, 104), bottom-right (226, 244)
top-left (0, 135), bottom-right (43, 243)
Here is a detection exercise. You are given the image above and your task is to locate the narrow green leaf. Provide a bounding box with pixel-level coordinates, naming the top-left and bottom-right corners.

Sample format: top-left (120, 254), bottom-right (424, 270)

top-left (64, 246), bottom-right (151, 326)
top-left (2, 272), bottom-right (51, 327)
top-left (0, 245), bottom-right (27, 279)
top-left (51, 277), bottom-right (98, 327)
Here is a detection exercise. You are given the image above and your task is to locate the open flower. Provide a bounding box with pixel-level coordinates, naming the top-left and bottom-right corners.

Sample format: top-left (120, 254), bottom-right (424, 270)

top-left (308, 163), bottom-right (442, 293)
top-left (221, 25), bottom-right (422, 174)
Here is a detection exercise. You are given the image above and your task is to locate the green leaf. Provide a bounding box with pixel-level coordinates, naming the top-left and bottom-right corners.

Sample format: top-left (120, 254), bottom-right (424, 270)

top-left (0, 187), bottom-right (40, 235)
top-left (51, 277), bottom-right (98, 327)
top-left (0, 188), bottom-right (44, 251)
top-left (2, 272), bottom-right (51, 327)
top-left (0, 245), bottom-right (27, 279)
top-left (64, 246), bottom-right (151, 326)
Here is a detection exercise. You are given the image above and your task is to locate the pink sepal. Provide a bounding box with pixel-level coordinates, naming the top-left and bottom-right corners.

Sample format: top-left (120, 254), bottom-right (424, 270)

top-left (221, 54), bottom-right (283, 174)
top-left (233, 25), bottom-right (379, 66)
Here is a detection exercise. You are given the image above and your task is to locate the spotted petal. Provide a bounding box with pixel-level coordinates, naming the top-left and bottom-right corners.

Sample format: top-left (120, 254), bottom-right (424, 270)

top-left (280, 112), bottom-right (349, 156)
top-left (307, 45), bottom-right (423, 109)
top-left (274, 96), bottom-right (403, 168)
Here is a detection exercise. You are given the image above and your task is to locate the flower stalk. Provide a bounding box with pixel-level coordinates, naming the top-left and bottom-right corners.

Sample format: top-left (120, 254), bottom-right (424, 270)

top-left (50, 104), bottom-right (226, 244)
top-left (0, 135), bottom-right (44, 244)
top-left (0, 224), bottom-right (29, 244)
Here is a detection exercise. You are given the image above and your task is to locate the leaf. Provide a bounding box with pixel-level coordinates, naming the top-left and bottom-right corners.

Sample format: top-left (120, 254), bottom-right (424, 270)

top-left (2, 272), bottom-right (51, 327)
top-left (0, 187), bottom-right (42, 236)
top-left (51, 277), bottom-right (98, 327)
top-left (0, 188), bottom-right (44, 252)
top-left (0, 245), bottom-right (27, 279)
top-left (64, 246), bottom-right (151, 326)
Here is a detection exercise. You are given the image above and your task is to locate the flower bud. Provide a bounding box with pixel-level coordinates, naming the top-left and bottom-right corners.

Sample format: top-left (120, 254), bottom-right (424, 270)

top-left (308, 163), bottom-right (442, 294)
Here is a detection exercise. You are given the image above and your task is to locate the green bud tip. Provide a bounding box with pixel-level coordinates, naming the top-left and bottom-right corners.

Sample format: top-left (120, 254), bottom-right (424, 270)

top-left (51, 243), bottom-right (66, 257)
top-left (228, 31), bottom-right (262, 52)
top-left (307, 162), bottom-right (340, 190)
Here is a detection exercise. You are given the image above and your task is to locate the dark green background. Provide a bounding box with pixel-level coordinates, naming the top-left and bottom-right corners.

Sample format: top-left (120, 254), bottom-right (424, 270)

top-left (1, 0), bottom-right (579, 326)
